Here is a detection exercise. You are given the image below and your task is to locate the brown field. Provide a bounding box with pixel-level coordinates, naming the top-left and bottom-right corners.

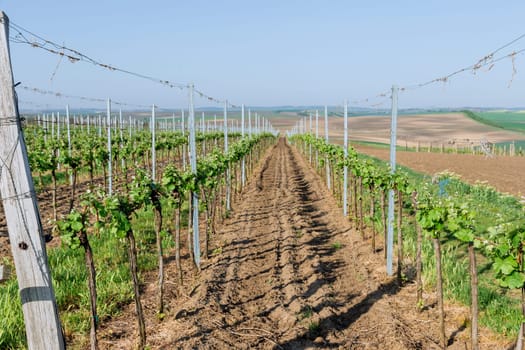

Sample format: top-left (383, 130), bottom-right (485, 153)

top-left (270, 112), bottom-right (525, 146)
top-left (333, 112), bottom-right (525, 146)
top-left (269, 112), bottom-right (525, 197)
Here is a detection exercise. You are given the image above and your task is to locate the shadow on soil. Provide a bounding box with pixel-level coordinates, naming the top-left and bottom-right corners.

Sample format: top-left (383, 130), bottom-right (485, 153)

top-left (279, 278), bottom-right (402, 349)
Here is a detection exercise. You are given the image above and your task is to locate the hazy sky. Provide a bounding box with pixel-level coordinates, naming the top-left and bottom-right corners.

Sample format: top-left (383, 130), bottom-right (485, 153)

top-left (2, 0), bottom-right (525, 110)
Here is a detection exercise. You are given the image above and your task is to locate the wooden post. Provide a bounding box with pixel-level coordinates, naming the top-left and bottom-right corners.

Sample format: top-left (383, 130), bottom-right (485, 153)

top-left (241, 104), bottom-right (245, 187)
top-left (248, 109), bottom-right (252, 136)
top-left (151, 104), bottom-right (156, 181)
top-left (324, 106), bottom-right (331, 190)
top-left (0, 12), bottom-right (65, 349)
top-left (343, 100), bottom-right (348, 217)
top-left (107, 98), bottom-right (112, 195)
top-left (98, 114), bottom-right (102, 138)
top-left (181, 108), bottom-right (186, 170)
top-left (0, 264), bottom-right (10, 282)
top-left (56, 111), bottom-right (60, 139)
top-left (51, 112), bottom-right (55, 139)
top-left (66, 105), bottom-right (72, 186)
top-left (224, 100), bottom-right (231, 212)
top-left (387, 85), bottom-right (399, 276)
top-left (129, 115), bottom-right (132, 139)
top-left (188, 84), bottom-right (200, 268)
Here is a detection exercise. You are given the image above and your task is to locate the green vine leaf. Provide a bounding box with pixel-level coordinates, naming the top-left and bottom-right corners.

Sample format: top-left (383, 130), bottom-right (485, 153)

top-left (499, 271), bottom-right (525, 289)
top-left (493, 256), bottom-right (518, 276)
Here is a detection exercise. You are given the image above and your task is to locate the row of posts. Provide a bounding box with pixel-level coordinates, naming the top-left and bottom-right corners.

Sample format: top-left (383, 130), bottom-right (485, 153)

top-left (29, 101), bottom-right (276, 196)
top-left (32, 109), bottom-right (274, 137)
top-left (287, 87), bottom-right (399, 277)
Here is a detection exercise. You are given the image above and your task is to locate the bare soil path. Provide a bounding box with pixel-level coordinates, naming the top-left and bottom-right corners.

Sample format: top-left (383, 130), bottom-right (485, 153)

top-left (96, 137), bottom-right (509, 349)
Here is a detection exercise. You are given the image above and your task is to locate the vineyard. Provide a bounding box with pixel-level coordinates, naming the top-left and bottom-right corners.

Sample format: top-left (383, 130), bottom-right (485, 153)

top-left (2, 110), bottom-right (525, 349)
top-left (0, 110), bottom-right (277, 349)
top-left (1, 5), bottom-right (525, 350)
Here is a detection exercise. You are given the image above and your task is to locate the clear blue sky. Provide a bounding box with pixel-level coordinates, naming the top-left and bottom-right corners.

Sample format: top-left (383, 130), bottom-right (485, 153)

top-left (2, 0), bottom-right (525, 110)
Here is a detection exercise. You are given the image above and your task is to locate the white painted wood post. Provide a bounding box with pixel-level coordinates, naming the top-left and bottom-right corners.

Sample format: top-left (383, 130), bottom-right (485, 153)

top-left (66, 105), bottom-right (72, 186)
top-left (343, 100), bottom-right (348, 217)
top-left (201, 112), bottom-right (206, 155)
top-left (188, 84), bottom-right (200, 267)
top-left (315, 110), bottom-right (319, 137)
top-left (241, 104), bottom-right (245, 186)
top-left (0, 12), bottom-right (65, 349)
top-left (182, 108), bottom-right (187, 171)
top-left (98, 114), bottom-right (102, 138)
top-left (248, 109), bottom-right (252, 136)
top-left (107, 98), bottom-right (112, 195)
top-left (0, 264), bottom-right (10, 282)
top-left (151, 104), bottom-right (156, 181)
top-left (387, 85), bottom-right (399, 276)
top-left (128, 115), bottom-right (132, 138)
top-left (56, 111), bottom-right (61, 170)
top-left (181, 108), bottom-right (185, 135)
top-left (224, 100), bottom-right (230, 212)
top-left (324, 105), bottom-right (331, 190)
top-left (43, 113), bottom-right (47, 142)
top-left (56, 111), bottom-right (60, 139)
top-left (118, 109), bottom-right (123, 141)
top-left (51, 112), bottom-right (55, 139)
top-left (315, 110), bottom-right (319, 166)
top-left (309, 112), bottom-right (313, 163)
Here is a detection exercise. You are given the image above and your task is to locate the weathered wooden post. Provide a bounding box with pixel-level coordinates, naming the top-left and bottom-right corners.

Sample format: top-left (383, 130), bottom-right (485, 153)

top-left (107, 98), bottom-right (112, 195)
top-left (181, 108), bottom-right (187, 170)
top-left (188, 84), bottom-right (200, 268)
top-left (324, 106), bottom-right (331, 190)
top-left (343, 100), bottom-right (348, 217)
top-left (224, 100), bottom-right (231, 212)
top-left (241, 104), bottom-right (246, 187)
top-left (0, 11), bottom-right (65, 349)
top-left (386, 85), bottom-right (399, 276)
top-left (151, 104), bottom-right (156, 180)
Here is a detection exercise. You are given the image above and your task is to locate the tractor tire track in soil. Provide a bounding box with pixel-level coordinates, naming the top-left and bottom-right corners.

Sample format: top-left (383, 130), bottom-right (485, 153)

top-left (98, 137), bottom-right (509, 349)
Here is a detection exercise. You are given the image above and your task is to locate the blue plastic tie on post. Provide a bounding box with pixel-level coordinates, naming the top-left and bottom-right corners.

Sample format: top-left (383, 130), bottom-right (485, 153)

top-left (438, 179), bottom-right (450, 197)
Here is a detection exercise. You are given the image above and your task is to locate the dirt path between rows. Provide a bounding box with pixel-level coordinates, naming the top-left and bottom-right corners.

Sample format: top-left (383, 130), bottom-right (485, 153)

top-left (98, 138), bottom-right (510, 349)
